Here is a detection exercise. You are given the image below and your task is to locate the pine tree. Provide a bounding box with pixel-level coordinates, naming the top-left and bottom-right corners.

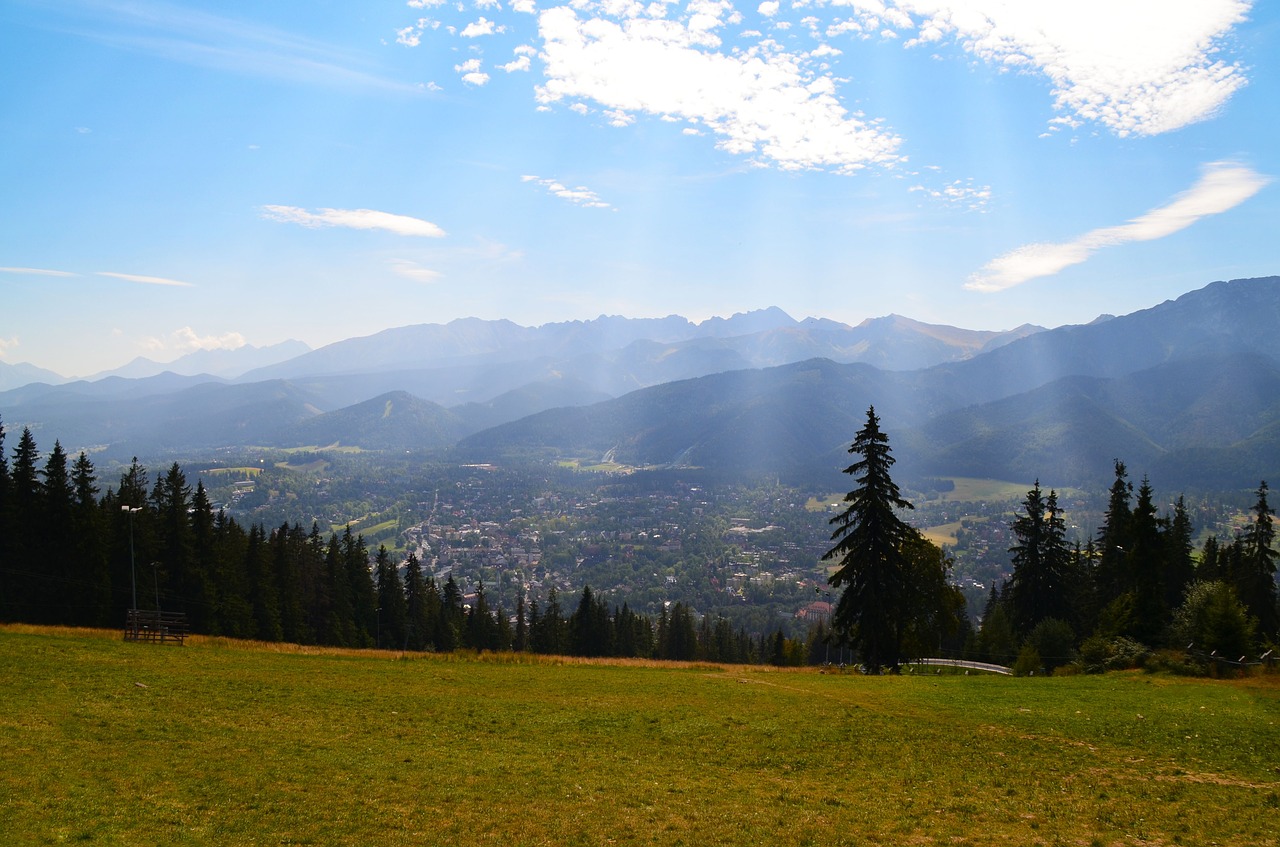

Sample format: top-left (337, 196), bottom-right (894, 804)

top-left (0, 418), bottom-right (11, 621)
top-left (374, 545), bottom-right (407, 649)
top-left (71, 451), bottom-right (111, 626)
top-left (1094, 460), bottom-right (1132, 611)
top-left (514, 594), bottom-right (529, 652)
top-left (1237, 481), bottom-right (1278, 639)
top-left (39, 441), bottom-right (74, 623)
top-left (822, 406), bottom-right (915, 673)
top-left (343, 528), bottom-right (377, 647)
top-left (1006, 482), bottom-right (1073, 637)
top-left (186, 482), bottom-right (219, 633)
top-left (246, 524), bottom-right (282, 641)
top-left (1125, 477), bottom-right (1167, 645)
top-left (403, 553), bottom-right (431, 651)
top-left (151, 463), bottom-right (193, 620)
top-left (9, 427), bottom-right (41, 620)
top-left (1164, 496), bottom-right (1196, 610)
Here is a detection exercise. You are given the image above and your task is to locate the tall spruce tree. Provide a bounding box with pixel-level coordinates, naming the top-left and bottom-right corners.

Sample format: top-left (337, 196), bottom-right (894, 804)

top-left (1094, 460), bottom-right (1133, 612)
top-left (822, 406), bottom-right (916, 673)
top-left (1006, 483), bottom-right (1073, 637)
top-left (1237, 481), bottom-right (1278, 639)
top-left (1125, 477), bottom-right (1167, 645)
top-left (374, 545), bottom-right (407, 649)
top-left (0, 418), bottom-right (11, 621)
top-left (71, 451), bottom-right (111, 627)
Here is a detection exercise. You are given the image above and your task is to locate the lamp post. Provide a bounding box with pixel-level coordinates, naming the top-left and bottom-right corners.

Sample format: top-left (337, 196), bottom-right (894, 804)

top-left (122, 505), bottom-right (142, 638)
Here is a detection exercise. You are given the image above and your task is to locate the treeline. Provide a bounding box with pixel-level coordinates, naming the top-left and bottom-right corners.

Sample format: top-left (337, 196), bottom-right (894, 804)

top-left (0, 422), bottom-right (816, 663)
top-left (975, 461), bottom-right (1278, 672)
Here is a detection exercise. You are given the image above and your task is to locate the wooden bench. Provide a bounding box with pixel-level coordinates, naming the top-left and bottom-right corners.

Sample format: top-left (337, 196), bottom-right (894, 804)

top-left (124, 609), bottom-right (189, 645)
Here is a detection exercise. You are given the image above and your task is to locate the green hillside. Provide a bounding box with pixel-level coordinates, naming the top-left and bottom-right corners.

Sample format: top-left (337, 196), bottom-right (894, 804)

top-left (3, 627), bottom-right (1277, 846)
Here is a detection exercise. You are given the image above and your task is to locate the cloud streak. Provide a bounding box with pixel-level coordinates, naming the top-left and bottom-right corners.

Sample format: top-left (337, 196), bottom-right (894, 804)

top-left (262, 205), bottom-right (447, 237)
top-left (0, 266), bottom-right (78, 277)
top-left (966, 161), bottom-right (1270, 292)
top-left (97, 271), bottom-right (196, 288)
top-left (41, 0), bottom-right (416, 93)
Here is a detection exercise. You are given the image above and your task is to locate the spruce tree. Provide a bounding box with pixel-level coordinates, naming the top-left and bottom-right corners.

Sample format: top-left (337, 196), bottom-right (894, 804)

top-left (403, 553), bottom-right (431, 651)
top-left (822, 406), bottom-right (915, 673)
top-left (71, 451), bottom-right (111, 627)
top-left (0, 418), bottom-right (11, 621)
top-left (1007, 482), bottom-right (1073, 637)
top-left (373, 544), bottom-right (406, 649)
top-left (39, 442), bottom-right (74, 623)
top-left (1237, 481), bottom-right (1278, 639)
top-left (1125, 478), bottom-right (1166, 645)
top-left (1094, 460), bottom-right (1132, 611)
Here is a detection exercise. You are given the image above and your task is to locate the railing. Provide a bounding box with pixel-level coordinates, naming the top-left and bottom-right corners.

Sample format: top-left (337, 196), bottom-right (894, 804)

top-left (124, 609), bottom-right (188, 645)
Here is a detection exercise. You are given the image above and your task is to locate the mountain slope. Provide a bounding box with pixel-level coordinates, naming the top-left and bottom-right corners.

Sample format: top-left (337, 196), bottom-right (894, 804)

top-left (278, 391), bottom-right (467, 450)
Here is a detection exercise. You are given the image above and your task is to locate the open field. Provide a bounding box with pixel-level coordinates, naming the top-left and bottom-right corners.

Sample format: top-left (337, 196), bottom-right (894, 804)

top-left (3, 626), bottom-right (1278, 846)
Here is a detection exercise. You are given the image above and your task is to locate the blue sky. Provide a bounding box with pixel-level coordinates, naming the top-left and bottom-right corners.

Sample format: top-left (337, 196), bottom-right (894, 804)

top-left (2, 0), bottom-right (1276, 377)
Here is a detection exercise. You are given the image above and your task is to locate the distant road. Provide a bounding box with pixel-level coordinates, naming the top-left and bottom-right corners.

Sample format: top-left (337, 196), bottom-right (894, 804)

top-left (909, 658), bottom-right (1013, 675)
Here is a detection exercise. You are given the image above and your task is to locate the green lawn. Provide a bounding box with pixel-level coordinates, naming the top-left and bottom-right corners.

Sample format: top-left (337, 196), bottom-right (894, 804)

top-left (3, 626), bottom-right (1277, 846)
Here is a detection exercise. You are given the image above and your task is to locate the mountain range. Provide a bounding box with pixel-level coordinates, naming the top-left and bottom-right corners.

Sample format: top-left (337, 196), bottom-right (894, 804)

top-left (2, 276), bottom-right (1277, 491)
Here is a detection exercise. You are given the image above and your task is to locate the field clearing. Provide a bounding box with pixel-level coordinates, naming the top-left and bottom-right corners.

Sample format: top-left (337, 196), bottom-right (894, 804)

top-left (3, 626), bottom-right (1278, 846)
top-left (199, 467), bottom-right (263, 478)
top-left (922, 520), bottom-right (964, 547)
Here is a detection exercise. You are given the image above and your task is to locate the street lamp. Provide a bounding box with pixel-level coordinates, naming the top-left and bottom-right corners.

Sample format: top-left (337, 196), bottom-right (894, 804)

top-left (122, 505), bottom-right (142, 638)
top-left (122, 505), bottom-right (142, 612)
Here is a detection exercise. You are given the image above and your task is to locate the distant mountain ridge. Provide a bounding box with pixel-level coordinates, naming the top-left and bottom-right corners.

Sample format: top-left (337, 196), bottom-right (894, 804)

top-left (3, 276), bottom-right (1277, 490)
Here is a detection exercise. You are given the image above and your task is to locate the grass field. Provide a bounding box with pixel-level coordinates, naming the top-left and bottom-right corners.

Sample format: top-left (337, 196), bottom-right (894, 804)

top-left (3, 626), bottom-right (1278, 846)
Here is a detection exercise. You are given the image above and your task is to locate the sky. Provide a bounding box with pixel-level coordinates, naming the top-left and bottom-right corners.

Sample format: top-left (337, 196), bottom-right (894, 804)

top-left (1, 0), bottom-right (1277, 378)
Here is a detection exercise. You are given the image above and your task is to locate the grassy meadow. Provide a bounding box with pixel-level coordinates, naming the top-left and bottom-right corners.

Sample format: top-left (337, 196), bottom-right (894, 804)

top-left (3, 625), bottom-right (1278, 846)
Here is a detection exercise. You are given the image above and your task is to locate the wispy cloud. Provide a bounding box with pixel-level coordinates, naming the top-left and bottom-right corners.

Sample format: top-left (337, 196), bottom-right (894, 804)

top-left (48, 0), bottom-right (414, 92)
top-left (966, 161), bottom-right (1270, 292)
top-left (0, 266), bottom-right (79, 277)
top-left (388, 259), bottom-right (443, 282)
top-left (261, 205), bottom-right (446, 237)
top-left (521, 175), bottom-right (614, 209)
top-left (97, 271), bottom-right (196, 287)
top-left (0, 336), bottom-right (19, 359)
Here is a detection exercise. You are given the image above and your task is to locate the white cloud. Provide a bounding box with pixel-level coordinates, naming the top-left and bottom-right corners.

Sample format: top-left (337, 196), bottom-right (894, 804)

top-left (261, 205), bottom-right (447, 237)
top-left (0, 266), bottom-right (78, 277)
top-left (389, 259), bottom-right (444, 282)
top-left (839, 0), bottom-right (1251, 136)
top-left (758, 1), bottom-right (781, 16)
top-left (534, 4), bottom-right (904, 174)
top-left (521, 174), bottom-right (614, 208)
top-left (604, 108), bottom-right (635, 126)
top-left (97, 271), bottom-right (196, 287)
top-left (462, 70), bottom-right (492, 85)
top-left (966, 161), bottom-right (1270, 292)
top-left (0, 337), bottom-right (19, 359)
top-left (408, 0), bottom-right (447, 7)
top-left (512, 0), bottom-right (538, 12)
top-left (397, 25), bottom-right (423, 46)
top-left (502, 53), bottom-right (532, 71)
top-left (170, 327), bottom-right (247, 352)
top-left (455, 57), bottom-right (483, 73)
top-left (461, 16), bottom-right (501, 36)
